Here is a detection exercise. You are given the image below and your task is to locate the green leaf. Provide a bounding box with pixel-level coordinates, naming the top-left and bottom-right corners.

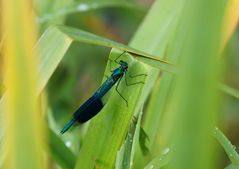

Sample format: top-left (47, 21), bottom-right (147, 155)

top-left (36, 27), bottom-right (73, 95)
top-left (0, 26), bottom-right (73, 168)
top-left (57, 26), bottom-right (176, 74)
top-left (143, 148), bottom-right (170, 169)
top-left (224, 164), bottom-right (239, 169)
top-left (133, 0), bottom-right (187, 167)
top-left (139, 127), bottom-right (150, 156)
top-left (37, 1), bottom-right (144, 24)
top-left (219, 84), bottom-right (239, 100)
top-left (48, 129), bottom-right (76, 169)
top-left (168, 0), bottom-right (227, 169)
top-left (116, 112), bottom-right (142, 169)
top-left (213, 127), bottom-right (239, 165)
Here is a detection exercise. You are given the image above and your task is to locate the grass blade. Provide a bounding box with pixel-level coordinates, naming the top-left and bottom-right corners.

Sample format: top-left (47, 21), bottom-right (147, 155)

top-left (143, 148), bottom-right (170, 169)
top-left (57, 26), bottom-right (175, 73)
top-left (224, 164), bottom-right (239, 169)
top-left (219, 84), bottom-right (239, 100)
top-left (49, 129), bottom-right (76, 169)
top-left (2, 0), bottom-right (44, 169)
top-left (37, 1), bottom-right (144, 24)
top-left (116, 111), bottom-right (143, 169)
top-left (170, 0), bottom-right (227, 169)
top-left (213, 127), bottom-right (239, 165)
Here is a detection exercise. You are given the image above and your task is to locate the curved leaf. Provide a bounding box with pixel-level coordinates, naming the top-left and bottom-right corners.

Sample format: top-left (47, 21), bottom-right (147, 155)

top-left (37, 1), bottom-right (145, 24)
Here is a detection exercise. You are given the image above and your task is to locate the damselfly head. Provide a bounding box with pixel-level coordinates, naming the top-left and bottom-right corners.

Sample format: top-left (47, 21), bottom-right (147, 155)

top-left (119, 60), bottom-right (128, 70)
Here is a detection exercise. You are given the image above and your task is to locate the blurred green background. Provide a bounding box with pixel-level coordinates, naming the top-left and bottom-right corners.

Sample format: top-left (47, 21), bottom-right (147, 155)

top-left (1, 0), bottom-right (239, 168)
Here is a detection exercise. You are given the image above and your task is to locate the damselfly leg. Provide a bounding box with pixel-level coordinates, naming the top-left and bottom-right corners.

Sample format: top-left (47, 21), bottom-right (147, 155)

top-left (114, 51), bottom-right (127, 64)
top-left (108, 51), bottom-right (147, 106)
top-left (108, 51), bottom-right (127, 72)
top-left (124, 72), bottom-right (147, 86)
top-left (116, 76), bottom-right (128, 106)
top-left (115, 72), bottom-right (147, 106)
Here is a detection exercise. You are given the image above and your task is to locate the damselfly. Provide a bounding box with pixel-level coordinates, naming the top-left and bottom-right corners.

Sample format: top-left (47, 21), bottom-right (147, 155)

top-left (61, 51), bottom-right (146, 134)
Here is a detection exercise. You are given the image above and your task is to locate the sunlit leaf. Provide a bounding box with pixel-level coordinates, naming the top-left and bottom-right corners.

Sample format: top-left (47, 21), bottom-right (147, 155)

top-left (2, 0), bottom-right (44, 169)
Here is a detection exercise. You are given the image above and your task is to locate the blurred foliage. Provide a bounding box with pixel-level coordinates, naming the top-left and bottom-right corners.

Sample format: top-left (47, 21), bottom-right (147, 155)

top-left (1, 0), bottom-right (239, 169)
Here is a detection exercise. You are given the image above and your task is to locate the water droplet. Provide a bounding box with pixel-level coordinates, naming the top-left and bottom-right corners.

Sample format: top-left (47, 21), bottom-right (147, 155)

top-left (162, 148), bottom-right (170, 154)
top-left (149, 165), bottom-right (154, 169)
top-left (77, 4), bottom-right (89, 11)
top-left (214, 127), bottom-right (219, 133)
top-left (65, 141), bottom-right (72, 147)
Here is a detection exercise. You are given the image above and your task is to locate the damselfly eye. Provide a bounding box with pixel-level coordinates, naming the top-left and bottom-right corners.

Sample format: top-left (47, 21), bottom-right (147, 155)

top-left (119, 60), bottom-right (127, 66)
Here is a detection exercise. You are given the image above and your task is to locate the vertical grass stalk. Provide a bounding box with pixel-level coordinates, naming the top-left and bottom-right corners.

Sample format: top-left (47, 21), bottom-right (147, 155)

top-left (2, 0), bottom-right (44, 169)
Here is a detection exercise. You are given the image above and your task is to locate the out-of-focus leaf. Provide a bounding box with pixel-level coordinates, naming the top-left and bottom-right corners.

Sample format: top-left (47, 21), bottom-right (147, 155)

top-left (48, 129), bottom-right (76, 169)
top-left (219, 84), bottom-right (239, 100)
top-left (35, 27), bottom-right (73, 95)
top-left (139, 127), bottom-right (150, 156)
top-left (221, 0), bottom-right (239, 47)
top-left (2, 0), bottom-right (44, 169)
top-left (0, 36), bottom-right (4, 49)
top-left (169, 0), bottom-right (227, 168)
top-left (37, 1), bottom-right (144, 24)
top-left (0, 26), bottom-right (73, 169)
top-left (224, 164), bottom-right (239, 169)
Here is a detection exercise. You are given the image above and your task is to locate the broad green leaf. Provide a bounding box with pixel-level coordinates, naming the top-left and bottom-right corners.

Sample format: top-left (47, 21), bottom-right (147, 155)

top-left (36, 27), bottom-right (73, 95)
top-left (74, 50), bottom-right (149, 169)
top-left (133, 0), bottom-right (187, 167)
top-left (170, 0), bottom-right (228, 168)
